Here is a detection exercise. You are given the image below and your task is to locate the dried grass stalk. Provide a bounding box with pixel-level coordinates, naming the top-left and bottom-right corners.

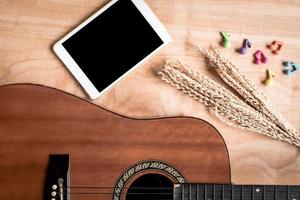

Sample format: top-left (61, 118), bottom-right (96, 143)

top-left (198, 47), bottom-right (298, 136)
top-left (158, 60), bottom-right (300, 147)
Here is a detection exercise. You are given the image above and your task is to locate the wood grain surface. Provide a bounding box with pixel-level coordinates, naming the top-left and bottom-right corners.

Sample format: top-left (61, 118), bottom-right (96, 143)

top-left (0, 0), bottom-right (300, 184)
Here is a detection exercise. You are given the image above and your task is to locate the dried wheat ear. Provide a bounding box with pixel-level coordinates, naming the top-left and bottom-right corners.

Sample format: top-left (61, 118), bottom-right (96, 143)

top-left (158, 47), bottom-right (300, 148)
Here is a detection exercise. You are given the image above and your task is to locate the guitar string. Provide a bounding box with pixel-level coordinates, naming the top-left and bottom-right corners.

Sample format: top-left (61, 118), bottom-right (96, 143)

top-left (62, 188), bottom-right (174, 195)
top-left (56, 189), bottom-right (299, 196)
top-left (60, 188), bottom-right (253, 194)
top-left (67, 185), bottom-right (293, 189)
top-left (68, 186), bottom-right (174, 189)
top-left (56, 186), bottom-right (297, 195)
top-left (66, 192), bottom-right (174, 195)
top-left (58, 187), bottom-right (297, 195)
top-left (61, 188), bottom-right (199, 195)
top-left (61, 187), bottom-right (174, 195)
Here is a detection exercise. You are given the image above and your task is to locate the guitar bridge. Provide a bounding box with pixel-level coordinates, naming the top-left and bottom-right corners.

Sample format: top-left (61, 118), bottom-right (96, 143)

top-left (44, 155), bottom-right (69, 200)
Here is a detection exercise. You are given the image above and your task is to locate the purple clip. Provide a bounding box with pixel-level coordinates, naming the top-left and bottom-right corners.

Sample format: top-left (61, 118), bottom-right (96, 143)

top-left (239, 39), bottom-right (251, 55)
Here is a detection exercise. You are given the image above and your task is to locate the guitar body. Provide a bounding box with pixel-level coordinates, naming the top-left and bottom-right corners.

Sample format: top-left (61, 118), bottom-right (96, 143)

top-left (0, 84), bottom-right (230, 200)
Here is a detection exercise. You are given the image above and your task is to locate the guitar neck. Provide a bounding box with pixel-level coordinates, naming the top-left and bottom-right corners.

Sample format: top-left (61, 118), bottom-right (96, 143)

top-left (173, 184), bottom-right (300, 200)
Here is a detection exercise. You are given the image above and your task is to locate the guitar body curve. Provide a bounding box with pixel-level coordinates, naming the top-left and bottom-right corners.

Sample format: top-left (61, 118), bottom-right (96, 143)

top-left (0, 84), bottom-right (230, 200)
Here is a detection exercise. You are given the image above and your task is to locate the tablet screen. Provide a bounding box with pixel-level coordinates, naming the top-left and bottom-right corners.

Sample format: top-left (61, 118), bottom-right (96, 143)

top-left (62, 0), bottom-right (164, 92)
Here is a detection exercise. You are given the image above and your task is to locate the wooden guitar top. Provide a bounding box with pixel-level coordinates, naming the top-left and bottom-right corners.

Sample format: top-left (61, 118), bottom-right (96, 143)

top-left (0, 84), bottom-right (230, 200)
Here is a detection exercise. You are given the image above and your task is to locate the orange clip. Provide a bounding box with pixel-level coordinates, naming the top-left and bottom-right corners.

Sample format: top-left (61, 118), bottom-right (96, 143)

top-left (267, 41), bottom-right (283, 55)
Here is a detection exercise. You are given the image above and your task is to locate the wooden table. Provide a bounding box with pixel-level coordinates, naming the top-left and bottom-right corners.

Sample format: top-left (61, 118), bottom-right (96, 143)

top-left (1, 0), bottom-right (300, 184)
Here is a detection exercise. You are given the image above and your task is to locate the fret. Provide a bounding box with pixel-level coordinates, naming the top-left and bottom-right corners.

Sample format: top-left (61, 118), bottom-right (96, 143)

top-left (223, 185), bottom-right (232, 200)
top-left (264, 185), bottom-right (275, 200)
top-left (242, 185), bottom-right (253, 200)
top-left (232, 185), bottom-right (242, 200)
top-left (214, 184), bottom-right (223, 200)
top-left (253, 185), bottom-right (263, 200)
top-left (182, 184), bottom-right (189, 200)
top-left (288, 186), bottom-right (300, 200)
top-left (197, 184), bottom-right (205, 200)
top-left (275, 186), bottom-right (288, 200)
top-left (205, 184), bottom-right (214, 200)
top-left (174, 184), bottom-right (182, 200)
top-left (190, 184), bottom-right (197, 200)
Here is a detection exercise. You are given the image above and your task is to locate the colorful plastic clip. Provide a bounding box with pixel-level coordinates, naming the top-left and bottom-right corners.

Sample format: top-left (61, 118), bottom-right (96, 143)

top-left (267, 41), bottom-right (283, 55)
top-left (264, 69), bottom-right (275, 86)
top-left (239, 39), bottom-right (251, 55)
top-left (283, 61), bottom-right (298, 75)
top-left (254, 50), bottom-right (268, 64)
top-left (220, 32), bottom-right (231, 48)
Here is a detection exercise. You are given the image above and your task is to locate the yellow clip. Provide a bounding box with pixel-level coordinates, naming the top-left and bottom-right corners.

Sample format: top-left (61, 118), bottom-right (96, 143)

top-left (264, 69), bottom-right (275, 86)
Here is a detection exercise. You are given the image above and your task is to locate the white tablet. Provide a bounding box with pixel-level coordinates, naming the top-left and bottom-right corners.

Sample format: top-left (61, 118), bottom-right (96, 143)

top-left (53, 0), bottom-right (171, 99)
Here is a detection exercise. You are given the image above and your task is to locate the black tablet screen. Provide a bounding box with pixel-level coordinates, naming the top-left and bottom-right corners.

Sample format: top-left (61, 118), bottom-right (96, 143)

top-left (62, 0), bottom-right (163, 92)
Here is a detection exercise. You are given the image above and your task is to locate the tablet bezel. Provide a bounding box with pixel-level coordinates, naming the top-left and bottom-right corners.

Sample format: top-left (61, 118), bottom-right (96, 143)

top-left (53, 0), bottom-right (171, 99)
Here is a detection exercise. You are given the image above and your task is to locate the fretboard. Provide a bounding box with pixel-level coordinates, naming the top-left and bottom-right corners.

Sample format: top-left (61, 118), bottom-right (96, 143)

top-left (173, 184), bottom-right (300, 200)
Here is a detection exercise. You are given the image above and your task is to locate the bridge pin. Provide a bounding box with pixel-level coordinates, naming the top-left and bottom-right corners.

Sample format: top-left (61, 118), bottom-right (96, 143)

top-left (52, 184), bottom-right (57, 190)
top-left (51, 191), bottom-right (57, 197)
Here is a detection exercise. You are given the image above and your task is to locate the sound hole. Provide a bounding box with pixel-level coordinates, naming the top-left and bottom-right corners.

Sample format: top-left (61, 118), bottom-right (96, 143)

top-left (126, 174), bottom-right (173, 200)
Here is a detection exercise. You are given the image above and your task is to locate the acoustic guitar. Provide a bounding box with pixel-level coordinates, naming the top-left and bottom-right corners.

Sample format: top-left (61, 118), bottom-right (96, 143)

top-left (0, 84), bottom-right (299, 200)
